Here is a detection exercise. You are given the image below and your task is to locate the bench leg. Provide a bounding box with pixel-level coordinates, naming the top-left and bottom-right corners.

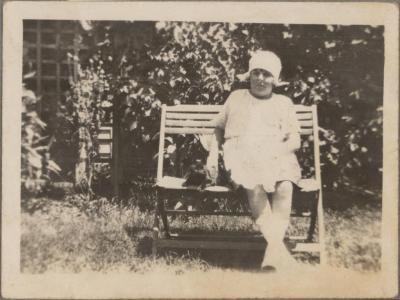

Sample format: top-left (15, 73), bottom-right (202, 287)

top-left (158, 193), bottom-right (170, 238)
top-left (307, 192), bottom-right (319, 242)
top-left (317, 190), bottom-right (327, 265)
top-left (152, 227), bottom-right (159, 257)
top-left (152, 196), bottom-right (160, 258)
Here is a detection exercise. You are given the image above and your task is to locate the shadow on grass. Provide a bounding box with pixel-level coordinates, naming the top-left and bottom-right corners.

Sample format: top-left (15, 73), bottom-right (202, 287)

top-left (124, 225), bottom-right (261, 269)
top-left (125, 225), bottom-right (319, 271)
top-left (136, 236), bottom-right (153, 256)
top-left (161, 248), bottom-right (264, 270)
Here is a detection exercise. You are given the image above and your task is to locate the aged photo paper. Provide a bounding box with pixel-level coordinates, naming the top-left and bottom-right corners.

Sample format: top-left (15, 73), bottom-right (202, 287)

top-left (2, 1), bottom-right (399, 298)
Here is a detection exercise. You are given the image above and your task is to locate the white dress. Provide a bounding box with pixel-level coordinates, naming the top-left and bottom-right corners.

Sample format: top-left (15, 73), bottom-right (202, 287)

top-left (215, 89), bottom-right (301, 193)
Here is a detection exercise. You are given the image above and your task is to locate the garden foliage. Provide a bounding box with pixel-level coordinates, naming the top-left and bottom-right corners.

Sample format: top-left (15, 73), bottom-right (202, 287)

top-left (65, 49), bottom-right (113, 193)
top-left (57, 21), bottom-right (383, 195)
top-left (22, 79), bottom-right (61, 195)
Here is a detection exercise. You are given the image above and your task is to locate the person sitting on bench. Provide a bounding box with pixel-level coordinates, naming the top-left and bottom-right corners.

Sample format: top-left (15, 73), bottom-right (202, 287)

top-left (214, 50), bottom-right (302, 272)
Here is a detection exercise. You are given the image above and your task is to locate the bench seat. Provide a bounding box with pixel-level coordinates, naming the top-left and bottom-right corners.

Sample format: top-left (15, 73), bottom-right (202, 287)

top-left (156, 176), bottom-right (320, 192)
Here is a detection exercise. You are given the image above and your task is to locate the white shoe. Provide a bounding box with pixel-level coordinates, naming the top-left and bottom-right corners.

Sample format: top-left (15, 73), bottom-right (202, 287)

top-left (261, 243), bottom-right (281, 269)
top-left (261, 242), bottom-right (299, 272)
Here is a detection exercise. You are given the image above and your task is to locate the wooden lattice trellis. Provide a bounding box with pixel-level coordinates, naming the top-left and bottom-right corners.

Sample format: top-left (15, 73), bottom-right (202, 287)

top-left (23, 20), bottom-right (81, 114)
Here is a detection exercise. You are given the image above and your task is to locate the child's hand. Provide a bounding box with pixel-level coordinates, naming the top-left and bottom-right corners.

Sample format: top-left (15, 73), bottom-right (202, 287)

top-left (281, 133), bottom-right (301, 154)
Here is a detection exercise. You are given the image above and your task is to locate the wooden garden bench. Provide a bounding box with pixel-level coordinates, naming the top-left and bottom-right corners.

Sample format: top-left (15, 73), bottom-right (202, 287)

top-left (152, 104), bottom-right (326, 265)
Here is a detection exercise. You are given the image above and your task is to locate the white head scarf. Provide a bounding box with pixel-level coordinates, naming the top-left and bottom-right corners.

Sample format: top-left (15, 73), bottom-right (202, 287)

top-left (237, 50), bottom-right (287, 86)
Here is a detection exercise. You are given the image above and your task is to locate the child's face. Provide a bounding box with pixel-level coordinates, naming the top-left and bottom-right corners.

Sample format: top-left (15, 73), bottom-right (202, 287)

top-left (250, 68), bottom-right (274, 98)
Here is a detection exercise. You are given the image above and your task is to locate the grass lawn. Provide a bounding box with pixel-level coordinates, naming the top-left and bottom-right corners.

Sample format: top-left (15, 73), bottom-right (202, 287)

top-left (21, 192), bottom-right (381, 275)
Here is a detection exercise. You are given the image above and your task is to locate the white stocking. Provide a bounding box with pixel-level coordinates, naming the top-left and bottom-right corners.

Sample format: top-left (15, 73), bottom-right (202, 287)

top-left (256, 210), bottom-right (296, 268)
top-left (247, 185), bottom-right (297, 269)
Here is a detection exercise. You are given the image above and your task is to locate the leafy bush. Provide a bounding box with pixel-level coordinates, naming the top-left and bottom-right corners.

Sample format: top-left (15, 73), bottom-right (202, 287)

top-left (60, 49), bottom-right (115, 193)
top-left (21, 85), bottom-right (61, 196)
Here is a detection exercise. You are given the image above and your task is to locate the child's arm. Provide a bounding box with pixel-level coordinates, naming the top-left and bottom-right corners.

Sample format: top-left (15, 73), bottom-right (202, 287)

top-left (214, 92), bottom-right (234, 150)
top-left (282, 98), bottom-right (301, 154)
top-left (283, 132), bottom-right (301, 153)
top-left (214, 127), bottom-right (225, 151)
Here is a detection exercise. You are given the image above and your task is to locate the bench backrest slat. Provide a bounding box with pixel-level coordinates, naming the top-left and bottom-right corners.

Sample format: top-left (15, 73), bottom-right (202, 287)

top-left (165, 127), bottom-right (216, 135)
top-left (165, 119), bottom-right (217, 127)
top-left (167, 112), bottom-right (219, 120)
top-left (166, 105), bottom-right (223, 112)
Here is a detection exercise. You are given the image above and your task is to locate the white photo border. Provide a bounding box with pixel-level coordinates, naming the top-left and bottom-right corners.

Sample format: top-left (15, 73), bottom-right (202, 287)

top-left (2, 1), bottom-right (398, 298)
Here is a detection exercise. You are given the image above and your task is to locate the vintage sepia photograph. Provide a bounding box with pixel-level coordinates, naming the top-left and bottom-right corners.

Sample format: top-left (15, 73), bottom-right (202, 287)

top-left (2, 1), bottom-right (399, 299)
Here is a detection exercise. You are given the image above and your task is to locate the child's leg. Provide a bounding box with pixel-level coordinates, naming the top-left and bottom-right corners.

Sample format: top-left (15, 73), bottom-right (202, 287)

top-left (246, 185), bottom-right (271, 220)
top-left (270, 180), bottom-right (293, 240)
top-left (268, 180), bottom-right (297, 267)
top-left (246, 186), bottom-right (277, 268)
top-left (246, 181), bottom-right (296, 269)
